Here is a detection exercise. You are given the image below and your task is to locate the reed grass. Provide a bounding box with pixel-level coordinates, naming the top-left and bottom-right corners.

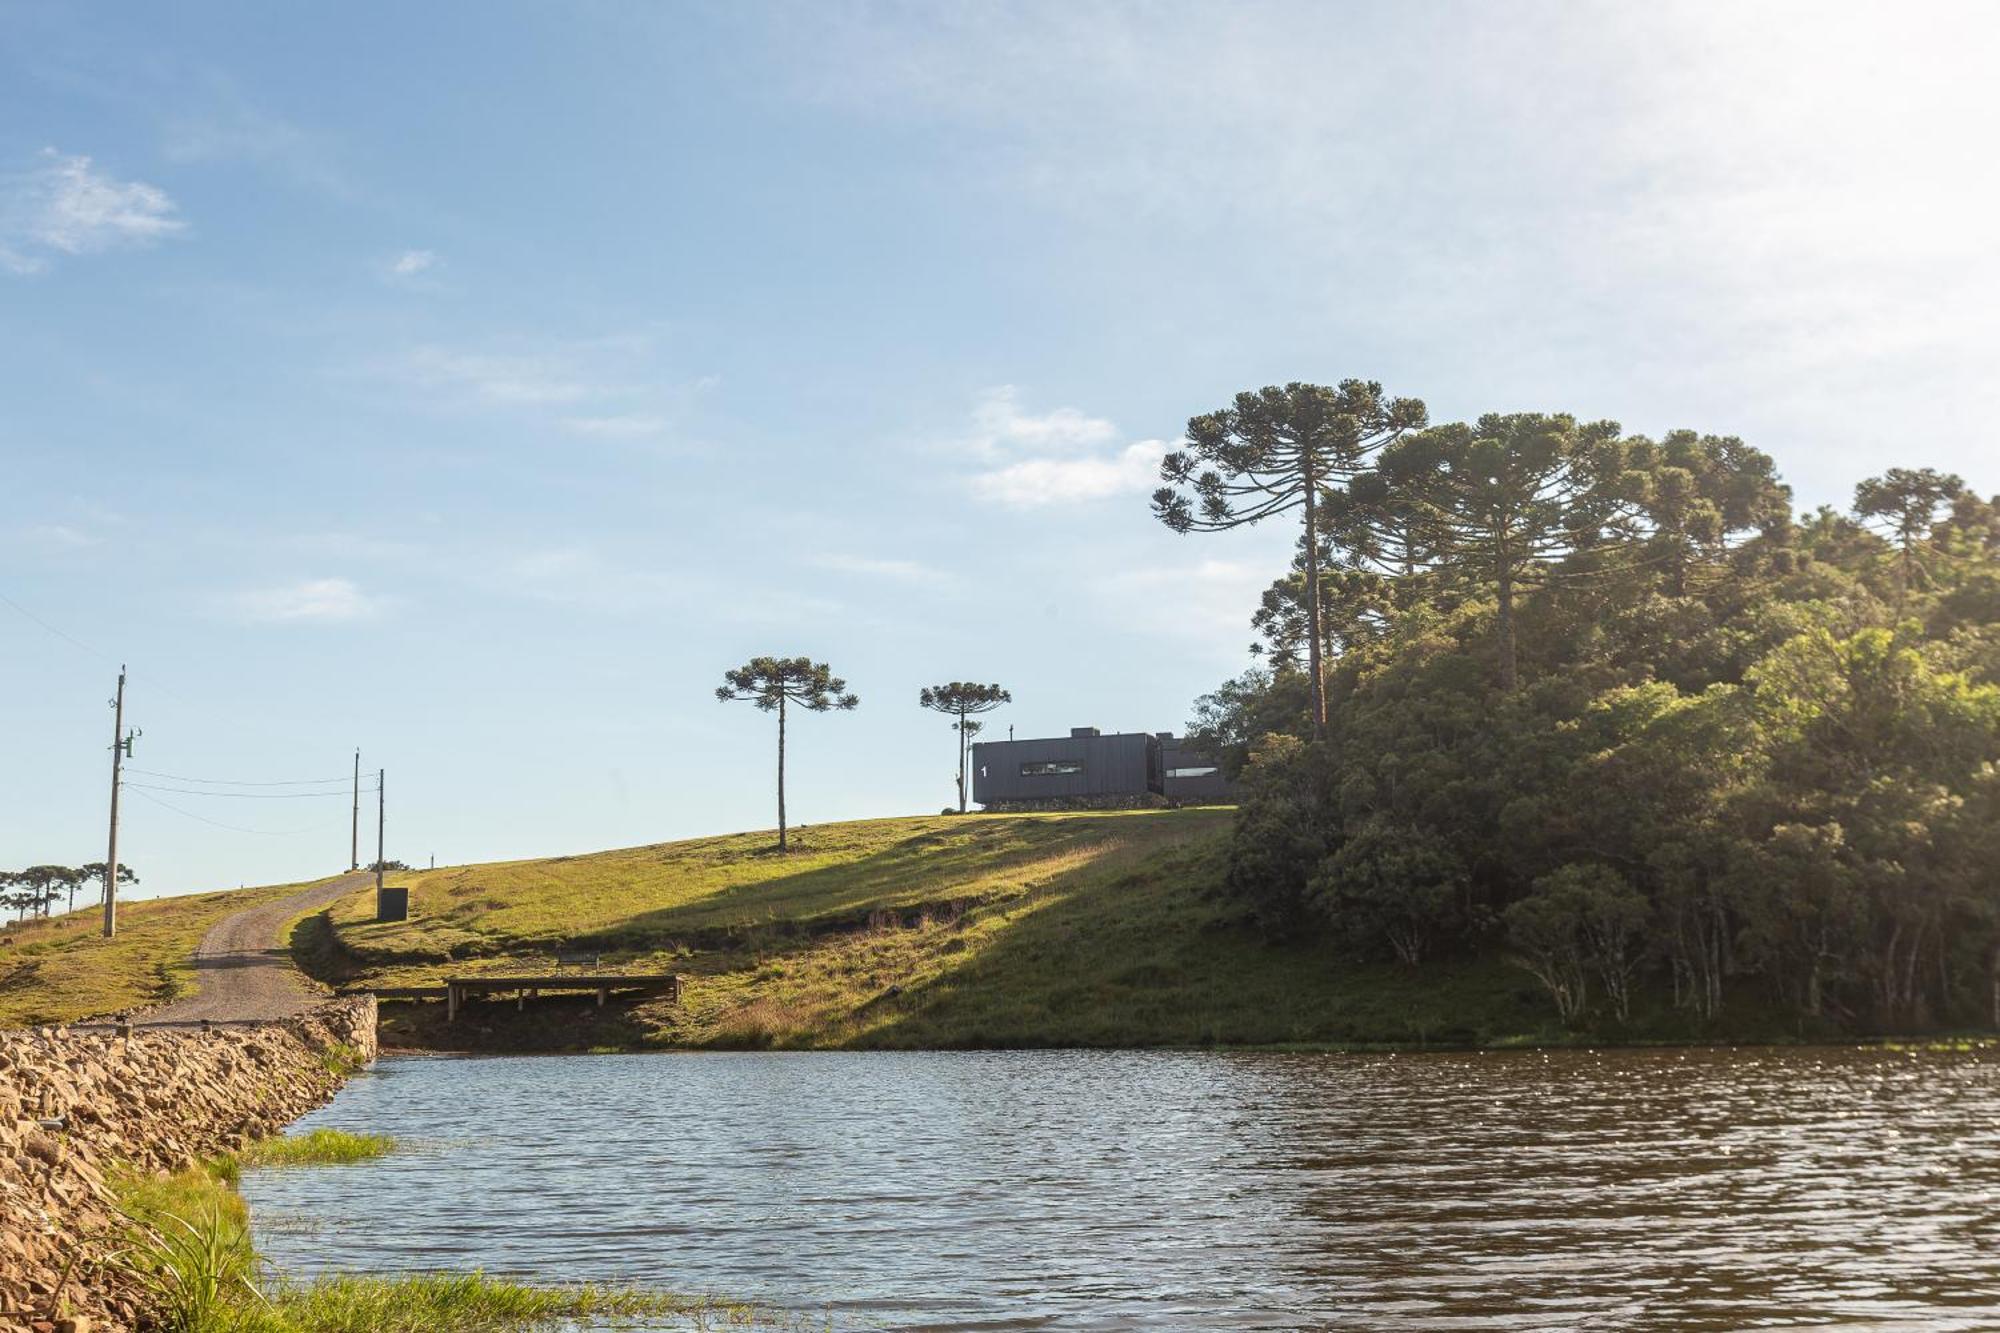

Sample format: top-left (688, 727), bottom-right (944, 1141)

top-left (111, 1156), bottom-right (819, 1331)
top-left (238, 1128), bottom-right (395, 1168)
top-left (226, 1273), bottom-right (814, 1332)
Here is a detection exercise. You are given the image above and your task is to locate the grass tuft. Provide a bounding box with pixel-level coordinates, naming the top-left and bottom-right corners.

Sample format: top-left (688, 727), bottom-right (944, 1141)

top-left (314, 1042), bottom-right (367, 1076)
top-left (239, 1128), bottom-right (395, 1168)
top-left (112, 1157), bottom-right (815, 1332)
top-left (227, 1273), bottom-right (809, 1332)
top-left (113, 1166), bottom-right (261, 1333)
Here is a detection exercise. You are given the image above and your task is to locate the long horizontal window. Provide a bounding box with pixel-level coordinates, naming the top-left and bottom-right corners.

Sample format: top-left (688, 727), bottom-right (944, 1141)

top-left (1168, 766), bottom-right (1219, 779)
top-left (1021, 760), bottom-right (1084, 776)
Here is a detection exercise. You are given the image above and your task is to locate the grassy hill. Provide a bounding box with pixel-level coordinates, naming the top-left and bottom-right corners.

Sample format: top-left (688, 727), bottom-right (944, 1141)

top-left (0, 882), bottom-right (307, 1027)
top-left (310, 810), bottom-right (1557, 1050)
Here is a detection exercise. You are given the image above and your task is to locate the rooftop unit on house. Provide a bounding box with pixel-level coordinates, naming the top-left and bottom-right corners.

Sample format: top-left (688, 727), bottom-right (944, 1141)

top-left (971, 727), bottom-right (1234, 810)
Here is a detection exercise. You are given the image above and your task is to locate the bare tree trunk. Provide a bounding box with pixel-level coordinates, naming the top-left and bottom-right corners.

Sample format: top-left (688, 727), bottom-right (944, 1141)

top-left (1303, 476), bottom-right (1327, 736)
top-left (957, 706), bottom-right (969, 814)
top-left (1496, 567), bottom-right (1518, 692)
top-left (777, 693), bottom-right (788, 853)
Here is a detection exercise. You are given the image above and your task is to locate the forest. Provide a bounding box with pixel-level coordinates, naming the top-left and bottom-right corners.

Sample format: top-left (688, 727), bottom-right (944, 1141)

top-left (1167, 383), bottom-right (2000, 1034)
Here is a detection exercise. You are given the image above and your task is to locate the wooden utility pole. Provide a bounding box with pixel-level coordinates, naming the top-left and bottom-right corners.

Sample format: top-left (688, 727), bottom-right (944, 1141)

top-left (103, 666), bottom-right (127, 939)
top-left (375, 769), bottom-right (385, 896)
top-left (350, 749), bottom-right (361, 871)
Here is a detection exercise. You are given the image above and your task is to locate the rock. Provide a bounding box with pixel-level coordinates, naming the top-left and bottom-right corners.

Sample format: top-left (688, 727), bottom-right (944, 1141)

top-left (0, 997), bottom-right (376, 1333)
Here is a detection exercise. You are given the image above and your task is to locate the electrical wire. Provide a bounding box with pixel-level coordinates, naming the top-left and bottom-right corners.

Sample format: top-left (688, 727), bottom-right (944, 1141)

top-left (124, 768), bottom-right (355, 788)
top-left (0, 587), bottom-right (107, 661)
top-left (5, 584), bottom-right (383, 851)
top-left (125, 786), bottom-right (353, 837)
top-left (0, 584), bottom-right (229, 714)
top-left (124, 782), bottom-right (377, 800)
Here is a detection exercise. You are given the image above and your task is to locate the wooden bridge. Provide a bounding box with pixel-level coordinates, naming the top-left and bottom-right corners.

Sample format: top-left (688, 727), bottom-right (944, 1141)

top-left (359, 973), bottom-right (682, 1022)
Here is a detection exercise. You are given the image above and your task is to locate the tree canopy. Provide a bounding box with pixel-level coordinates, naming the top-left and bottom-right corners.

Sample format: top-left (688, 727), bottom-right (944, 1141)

top-left (918, 682), bottom-right (1011, 813)
top-left (717, 656), bottom-right (859, 853)
top-left (1154, 380), bottom-right (1426, 733)
top-left (1185, 381), bottom-right (2000, 1036)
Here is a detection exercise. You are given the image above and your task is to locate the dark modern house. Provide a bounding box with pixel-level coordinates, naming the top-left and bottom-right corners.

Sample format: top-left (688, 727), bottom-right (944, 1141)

top-left (1159, 735), bottom-right (1233, 803)
top-left (971, 727), bottom-right (1234, 809)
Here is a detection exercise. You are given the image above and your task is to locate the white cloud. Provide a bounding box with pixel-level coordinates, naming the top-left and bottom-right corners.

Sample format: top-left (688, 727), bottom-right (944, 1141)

top-left (814, 553), bottom-right (948, 583)
top-left (390, 249), bottom-right (437, 277)
top-left (396, 345), bottom-right (599, 407)
top-left (561, 414), bottom-right (669, 439)
top-left (1094, 556), bottom-right (1273, 644)
top-left (502, 546), bottom-right (685, 611)
top-left (234, 577), bottom-right (383, 623)
top-left (23, 523), bottom-right (96, 550)
top-left (772, 4), bottom-right (2000, 500)
top-left (965, 385), bottom-right (1117, 457)
top-left (972, 440), bottom-right (1165, 507)
top-left (163, 79), bottom-right (354, 199)
top-left (954, 387), bottom-right (1163, 506)
top-left (1, 150), bottom-right (184, 274)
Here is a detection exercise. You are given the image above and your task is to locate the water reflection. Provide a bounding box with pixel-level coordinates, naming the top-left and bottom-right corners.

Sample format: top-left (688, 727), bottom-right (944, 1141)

top-left (239, 1047), bottom-right (2000, 1330)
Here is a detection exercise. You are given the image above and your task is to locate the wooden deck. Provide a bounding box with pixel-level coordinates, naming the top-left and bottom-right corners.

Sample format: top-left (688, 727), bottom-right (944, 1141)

top-left (350, 974), bottom-right (681, 1021)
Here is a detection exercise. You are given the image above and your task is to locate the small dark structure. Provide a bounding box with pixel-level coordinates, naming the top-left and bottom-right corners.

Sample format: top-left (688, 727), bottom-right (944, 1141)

top-left (375, 885), bottom-right (410, 923)
top-left (972, 727), bottom-right (1234, 809)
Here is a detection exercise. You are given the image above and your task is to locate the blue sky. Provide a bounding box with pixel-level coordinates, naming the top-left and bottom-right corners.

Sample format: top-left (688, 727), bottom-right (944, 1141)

top-left (5, 2), bottom-right (1999, 898)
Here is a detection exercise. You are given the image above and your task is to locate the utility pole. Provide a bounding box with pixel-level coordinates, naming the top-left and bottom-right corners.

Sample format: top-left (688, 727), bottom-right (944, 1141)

top-left (375, 768), bottom-right (385, 898)
top-left (350, 749), bottom-right (361, 871)
top-left (103, 666), bottom-right (134, 939)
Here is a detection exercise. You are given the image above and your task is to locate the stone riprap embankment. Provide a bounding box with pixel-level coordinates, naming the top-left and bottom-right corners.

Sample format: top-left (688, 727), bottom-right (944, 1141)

top-left (0, 997), bottom-right (376, 1332)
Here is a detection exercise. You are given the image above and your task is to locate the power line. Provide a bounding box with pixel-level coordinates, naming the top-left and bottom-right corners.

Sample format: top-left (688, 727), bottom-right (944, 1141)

top-left (123, 782), bottom-right (377, 800)
top-left (126, 785), bottom-right (352, 838)
top-left (0, 586), bottom-right (109, 662)
top-left (124, 767), bottom-right (354, 788)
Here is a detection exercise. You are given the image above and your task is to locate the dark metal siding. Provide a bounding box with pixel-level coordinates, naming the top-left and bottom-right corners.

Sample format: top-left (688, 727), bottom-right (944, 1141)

top-left (972, 733), bottom-right (1159, 804)
top-left (1161, 740), bottom-right (1235, 803)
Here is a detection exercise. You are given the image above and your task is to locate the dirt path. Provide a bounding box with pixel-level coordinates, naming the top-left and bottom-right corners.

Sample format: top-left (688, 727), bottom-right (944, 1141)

top-left (138, 872), bottom-right (373, 1024)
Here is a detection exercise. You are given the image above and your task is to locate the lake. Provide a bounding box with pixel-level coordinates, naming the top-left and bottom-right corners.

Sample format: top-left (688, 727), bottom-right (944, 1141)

top-left (239, 1047), bottom-right (2000, 1330)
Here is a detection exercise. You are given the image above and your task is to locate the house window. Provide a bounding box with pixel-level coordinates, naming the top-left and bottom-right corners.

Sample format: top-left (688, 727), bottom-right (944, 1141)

top-left (1021, 760), bottom-right (1084, 776)
top-left (1168, 766), bottom-right (1219, 779)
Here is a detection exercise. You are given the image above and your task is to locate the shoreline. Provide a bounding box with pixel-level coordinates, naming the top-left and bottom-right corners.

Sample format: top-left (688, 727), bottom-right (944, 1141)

top-left (0, 998), bottom-right (377, 1331)
top-left (368, 1009), bottom-right (2000, 1060)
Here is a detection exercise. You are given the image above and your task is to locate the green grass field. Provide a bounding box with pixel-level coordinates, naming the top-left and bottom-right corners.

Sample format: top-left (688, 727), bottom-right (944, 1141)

top-left (315, 810), bottom-right (1561, 1050)
top-left (0, 883), bottom-right (306, 1027)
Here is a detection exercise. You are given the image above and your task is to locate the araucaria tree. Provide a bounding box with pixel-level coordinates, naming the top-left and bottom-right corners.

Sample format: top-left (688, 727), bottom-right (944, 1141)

top-left (1853, 466), bottom-right (1966, 607)
top-left (716, 657), bottom-right (858, 852)
top-left (919, 682), bottom-right (1011, 812)
top-left (1154, 380), bottom-right (1427, 734)
top-left (1364, 412), bottom-right (1632, 691)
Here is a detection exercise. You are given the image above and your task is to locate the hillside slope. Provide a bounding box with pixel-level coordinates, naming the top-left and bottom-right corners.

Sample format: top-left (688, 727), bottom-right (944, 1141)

top-left (313, 810), bottom-right (1555, 1050)
top-left (0, 881), bottom-right (309, 1027)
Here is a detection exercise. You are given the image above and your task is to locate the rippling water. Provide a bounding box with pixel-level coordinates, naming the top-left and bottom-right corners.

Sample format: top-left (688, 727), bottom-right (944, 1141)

top-left (238, 1047), bottom-right (2000, 1330)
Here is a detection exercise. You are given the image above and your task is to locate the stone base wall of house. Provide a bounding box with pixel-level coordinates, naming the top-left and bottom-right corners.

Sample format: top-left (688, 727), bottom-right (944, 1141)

top-left (0, 997), bottom-right (377, 1331)
top-left (978, 793), bottom-right (1173, 813)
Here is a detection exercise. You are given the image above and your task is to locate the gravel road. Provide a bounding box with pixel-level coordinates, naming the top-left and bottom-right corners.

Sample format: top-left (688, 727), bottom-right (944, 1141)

top-left (137, 872), bottom-right (373, 1024)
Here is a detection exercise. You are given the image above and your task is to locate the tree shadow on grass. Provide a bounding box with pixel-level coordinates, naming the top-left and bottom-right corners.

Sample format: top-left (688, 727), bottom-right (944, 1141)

top-left (853, 833), bottom-right (1554, 1050)
top-left (580, 812), bottom-right (1230, 953)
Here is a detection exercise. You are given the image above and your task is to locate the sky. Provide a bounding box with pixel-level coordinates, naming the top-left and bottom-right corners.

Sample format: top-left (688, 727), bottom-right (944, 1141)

top-left (5, 1), bottom-right (2000, 898)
